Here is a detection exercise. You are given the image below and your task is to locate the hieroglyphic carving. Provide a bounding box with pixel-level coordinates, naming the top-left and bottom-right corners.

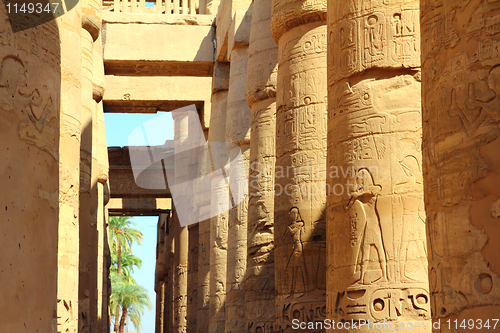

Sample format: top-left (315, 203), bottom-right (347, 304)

top-left (276, 301), bottom-right (327, 333)
top-left (421, 0), bottom-right (500, 319)
top-left (271, 2), bottom-right (328, 328)
top-left (329, 0), bottom-right (420, 84)
top-left (0, 55), bottom-right (56, 158)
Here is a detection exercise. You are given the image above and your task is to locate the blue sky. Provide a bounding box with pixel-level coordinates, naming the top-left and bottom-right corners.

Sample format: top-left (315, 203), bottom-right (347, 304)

top-left (105, 112), bottom-right (174, 333)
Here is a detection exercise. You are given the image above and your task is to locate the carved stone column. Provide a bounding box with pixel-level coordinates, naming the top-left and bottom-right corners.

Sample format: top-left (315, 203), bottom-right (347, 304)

top-left (172, 111), bottom-right (190, 333)
top-left (209, 62), bottom-right (230, 333)
top-left (92, 25), bottom-right (107, 332)
top-left (326, 1), bottom-right (430, 331)
top-left (156, 214), bottom-right (167, 333)
top-left (270, 1), bottom-right (328, 331)
top-left (225, 10), bottom-right (252, 332)
top-left (55, 3), bottom-right (82, 333)
top-left (0, 5), bottom-right (61, 331)
top-left (245, 0), bottom-right (278, 332)
top-left (421, 0), bottom-right (500, 325)
top-left (197, 130), bottom-right (211, 333)
top-left (164, 212), bottom-right (175, 333)
top-left (79, 0), bottom-right (101, 328)
top-left (187, 222), bottom-right (199, 332)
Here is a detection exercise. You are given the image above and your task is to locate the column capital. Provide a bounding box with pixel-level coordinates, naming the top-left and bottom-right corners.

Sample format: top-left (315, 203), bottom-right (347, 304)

top-left (270, 0), bottom-right (327, 43)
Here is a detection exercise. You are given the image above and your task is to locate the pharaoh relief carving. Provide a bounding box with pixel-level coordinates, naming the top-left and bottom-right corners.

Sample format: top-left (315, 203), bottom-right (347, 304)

top-left (421, 0), bottom-right (500, 317)
top-left (0, 55), bottom-right (56, 158)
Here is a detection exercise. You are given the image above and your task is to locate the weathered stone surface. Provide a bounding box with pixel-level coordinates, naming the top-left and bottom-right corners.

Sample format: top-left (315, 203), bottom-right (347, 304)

top-left (245, 1), bottom-right (278, 332)
top-left (421, 0), bottom-right (500, 323)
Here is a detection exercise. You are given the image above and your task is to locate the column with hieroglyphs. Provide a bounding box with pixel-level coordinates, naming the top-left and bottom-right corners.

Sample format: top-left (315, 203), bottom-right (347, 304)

top-left (79, 0), bottom-right (102, 329)
top-left (172, 110), bottom-right (190, 333)
top-left (0, 5), bottom-right (62, 331)
top-left (225, 8), bottom-right (253, 333)
top-left (209, 61), bottom-right (230, 333)
top-left (93, 26), bottom-right (109, 332)
top-left (163, 212), bottom-right (175, 333)
top-left (155, 214), bottom-right (167, 333)
top-left (327, 1), bottom-right (430, 331)
top-left (421, 0), bottom-right (500, 324)
top-left (56, 3), bottom-right (82, 332)
top-left (196, 126), bottom-right (211, 333)
top-left (187, 222), bottom-right (199, 332)
top-left (270, 1), bottom-right (328, 331)
top-left (245, 0), bottom-right (278, 332)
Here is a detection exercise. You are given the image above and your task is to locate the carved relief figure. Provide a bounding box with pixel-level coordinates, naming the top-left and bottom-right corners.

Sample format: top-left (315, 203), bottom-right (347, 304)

top-left (346, 168), bottom-right (387, 285)
top-left (395, 156), bottom-right (428, 283)
top-left (0, 56), bottom-right (53, 131)
top-left (283, 207), bottom-right (308, 295)
top-left (449, 64), bottom-right (500, 135)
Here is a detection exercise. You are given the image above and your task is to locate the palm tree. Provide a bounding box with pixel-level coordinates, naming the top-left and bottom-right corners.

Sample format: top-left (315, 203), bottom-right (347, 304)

top-left (110, 250), bottom-right (142, 282)
top-left (109, 216), bottom-right (143, 331)
top-left (110, 277), bottom-right (152, 333)
top-left (109, 216), bottom-right (143, 276)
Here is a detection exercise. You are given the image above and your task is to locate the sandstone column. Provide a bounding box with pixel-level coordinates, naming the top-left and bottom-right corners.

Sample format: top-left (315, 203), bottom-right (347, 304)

top-left (57, 3), bottom-right (82, 333)
top-left (164, 212), bottom-right (175, 333)
top-left (421, 0), bottom-right (500, 325)
top-left (93, 28), bottom-right (108, 333)
top-left (155, 213), bottom-right (168, 333)
top-left (326, 0), bottom-right (430, 331)
top-left (197, 129), bottom-right (211, 333)
top-left (187, 223), bottom-right (199, 332)
top-left (209, 61), bottom-right (230, 333)
top-left (79, 0), bottom-right (101, 328)
top-left (225, 10), bottom-right (253, 333)
top-left (0, 3), bottom-right (61, 331)
top-left (270, 1), bottom-right (328, 331)
top-left (245, 0), bottom-right (278, 332)
top-left (172, 111), bottom-right (190, 333)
